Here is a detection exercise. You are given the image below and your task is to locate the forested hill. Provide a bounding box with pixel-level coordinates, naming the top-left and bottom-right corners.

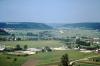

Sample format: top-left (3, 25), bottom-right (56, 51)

top-left (0, 22), bottom-right (52, 29)
top-left (63, 23), bottom-right (100, 30)
top-left (0, 29), bottom-right (10, 35)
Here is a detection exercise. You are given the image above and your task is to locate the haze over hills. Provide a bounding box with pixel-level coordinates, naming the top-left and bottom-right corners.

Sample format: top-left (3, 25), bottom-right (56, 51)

top-left (0, 22), bottom-right (100, 30)
top-left (46, 22), bottom-right (100, 30)
top-left (0, 22), bottom-right (52, 30)
top-left (61, 22), bottom-right (100, 30)
top-left (46, 23), bottom-right (66, 28)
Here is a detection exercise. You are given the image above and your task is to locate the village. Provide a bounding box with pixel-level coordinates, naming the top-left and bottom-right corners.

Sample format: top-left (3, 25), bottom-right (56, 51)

top-left (0, 38), bottom-right (100, 55)
top-left (0, 28), bottom-right (100, 66)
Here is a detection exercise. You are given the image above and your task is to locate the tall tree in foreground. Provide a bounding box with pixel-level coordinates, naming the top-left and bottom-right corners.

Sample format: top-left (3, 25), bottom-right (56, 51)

top-left (59, 53), bottom-right (69, 66)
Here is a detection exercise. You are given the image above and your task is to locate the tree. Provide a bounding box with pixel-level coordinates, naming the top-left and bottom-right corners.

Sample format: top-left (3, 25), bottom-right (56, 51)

top-left (15, 44), bottom-right (22, 50)
top-left (14, 58), bottom-right (17, 61)
top-left (17, 38), bottom-right (21, 41)
top-left (4, 47), bottom-right (14, 52)
top-left (11, 34), bottom-right (16, 41)
top-left (76, 38), bottom-right (80, 44)
top-left (24, 45), bottom-right (28, 50)
top-left (59, 53), bottom-right (69, 66)
top-left (44, 46), bottom-right (52, 52)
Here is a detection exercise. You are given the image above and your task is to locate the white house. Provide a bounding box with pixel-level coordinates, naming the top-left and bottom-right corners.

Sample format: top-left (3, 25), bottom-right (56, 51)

top-left (51, 46), bottom-right (68, 51)
top-left (14, 51), bottom-right (36, 55)
top-left (27, 48), bottom-right (42, 52)
top-left (0, 44), bottom-right (5, 51)
top-left (93, 38), bottom-right (100, 44)
top-left (22, 51), bottom-right (36, 55)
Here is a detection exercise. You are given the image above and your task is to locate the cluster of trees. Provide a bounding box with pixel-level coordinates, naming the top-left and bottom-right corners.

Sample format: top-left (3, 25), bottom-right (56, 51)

top-left (76, 38), bottom-right (90, 46)
top-left (89, 57), bottom-right (100, 62)
top-left (0, 38), bottom-right (7, 41)
top-left (4, 44), bottom-right (28, 52)
top-left (0, 33), bottom-right (22, 41)
top-left (27, 32), bottom-right (38, 36)
top-left (76, 38), bottom-right (100, 50)
top-left (15, 44), bottom-right (28, 51)
top-left (42, 46), bottom-right (52, 52)
top-left (0, 29), bottom-right (10, 35)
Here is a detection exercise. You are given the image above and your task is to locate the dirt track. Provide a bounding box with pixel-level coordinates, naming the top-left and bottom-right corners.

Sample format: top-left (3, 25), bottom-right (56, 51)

top-left (21, 59), bottom-right (37, 66)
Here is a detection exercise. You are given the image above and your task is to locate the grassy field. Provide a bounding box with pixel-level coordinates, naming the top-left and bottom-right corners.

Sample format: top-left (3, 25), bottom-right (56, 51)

top-left (32, 50), bottom-right (99, 66)
top-left (79, 63), bottom-right (100, 66)
top-left (0, 50), bottom-right (99, 66)
top-left (0, 53), bottom-right (34, 66)
top-left (0, 40), bottom-right (64, 48)
top-left (0, 40), bottom-right (64, 66)
top-left (0, 40), bottom-right (100, 66)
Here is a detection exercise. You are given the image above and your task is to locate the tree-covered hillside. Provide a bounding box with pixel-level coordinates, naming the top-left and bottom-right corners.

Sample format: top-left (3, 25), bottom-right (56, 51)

top-left (63, 22), bottom-right (100, 30)
top-left (0, 22), bottom-right (52, 29)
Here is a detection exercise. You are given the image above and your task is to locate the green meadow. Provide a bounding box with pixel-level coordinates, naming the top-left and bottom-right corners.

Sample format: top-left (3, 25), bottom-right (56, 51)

top-left (0, 40), bottom-right (64, 48)
top-left (0, 50), bottom-right (99, 66)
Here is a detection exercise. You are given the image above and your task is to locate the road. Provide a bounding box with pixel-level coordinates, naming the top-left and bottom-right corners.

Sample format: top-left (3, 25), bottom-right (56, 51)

top-left (21, 59), bottom-right (37, 66)
top-left (69, 55), bottom-right (100, 65)
top-left (21, 55), bottom-right (100, 66)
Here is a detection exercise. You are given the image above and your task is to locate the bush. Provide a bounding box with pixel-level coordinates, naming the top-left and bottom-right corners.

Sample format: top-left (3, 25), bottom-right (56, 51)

top-left (24, 45), bottom-right (28, 50)
top-left (17, 38), bottom-right (21, 41)
top-left (6, 56), bottom-right (11, 59)
top-left (15, 44), bottom-right (22, 50)
top-left (60, 53), bottom-right (69, 66)
top-left (14, 58), bottom-right (17, 61)
top-left (4, 48), bottom-right (14, 52)
top-left (44, 46), bottom-right (52, 52)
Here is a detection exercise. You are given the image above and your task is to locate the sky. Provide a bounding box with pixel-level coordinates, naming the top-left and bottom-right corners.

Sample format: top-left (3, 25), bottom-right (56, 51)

top-left (0, 0), bottom-right (100, 23)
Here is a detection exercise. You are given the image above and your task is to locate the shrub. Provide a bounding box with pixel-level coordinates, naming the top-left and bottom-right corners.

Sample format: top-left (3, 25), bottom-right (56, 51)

top-left (60, 53), bottom-right (69, 66)
top-left (14, 58), bottom-right (17, 61)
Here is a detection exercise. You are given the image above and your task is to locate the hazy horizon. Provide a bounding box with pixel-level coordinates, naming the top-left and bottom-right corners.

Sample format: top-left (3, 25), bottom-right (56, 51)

top-left (0, 0), bottom-right (100, 23)
top-left (0, 22), bottom-right (100, 24)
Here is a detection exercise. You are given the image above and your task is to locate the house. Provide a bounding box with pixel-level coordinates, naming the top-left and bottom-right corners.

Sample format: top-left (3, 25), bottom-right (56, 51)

top-left (27, 48), bottom-right (42, 52)
top-left (0, 44), bottom-right (5, 51)
top-left (80, 50), bottom-right (92, 53)
top-left (96, 49), bottom-right (100, 53)
top-left (93, 38), bottom-right (100, 44)
top-left (22, 51), bottom-right (36, 55)
top-left (52, 46), bottom-right (68, 51)
top-left (8, 51), bottom-right (36, 56)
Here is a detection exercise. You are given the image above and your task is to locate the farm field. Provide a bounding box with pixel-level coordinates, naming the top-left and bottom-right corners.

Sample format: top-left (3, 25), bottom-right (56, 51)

top-left (0, 53), bottom-right (34, 66)
top-left (0, 40), bottom-right (64, 48)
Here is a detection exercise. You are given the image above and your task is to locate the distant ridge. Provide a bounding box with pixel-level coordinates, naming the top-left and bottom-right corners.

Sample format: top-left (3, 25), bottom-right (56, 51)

top-left (63, 22), bottom-right (100, 30)
top-left (0, 22), bottom-right (52, 29)
top-left (0, 29), bottom-right (10, 35)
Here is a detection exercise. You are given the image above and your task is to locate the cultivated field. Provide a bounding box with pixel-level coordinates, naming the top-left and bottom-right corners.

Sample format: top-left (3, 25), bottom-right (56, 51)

top-left (0, 40), bottom-right (64, 48)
